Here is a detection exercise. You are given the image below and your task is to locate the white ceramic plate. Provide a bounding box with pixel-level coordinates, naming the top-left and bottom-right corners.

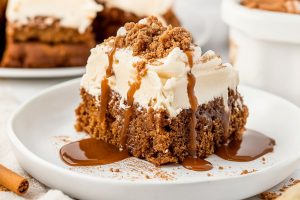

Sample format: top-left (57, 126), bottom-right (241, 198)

top-left (8, 79), bottom-right (300, 200)
top-left (0, 67), bottom-right (85, 78)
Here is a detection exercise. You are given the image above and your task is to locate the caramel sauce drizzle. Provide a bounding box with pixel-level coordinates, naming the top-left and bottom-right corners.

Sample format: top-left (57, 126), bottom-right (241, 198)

top-left (182, 157), bottom-right (213, 171)
top-left (99, 42), bottom-right (117, 131)
top-left (98, 37), bottom-right (146, 150)
top-left (216, 129), bottom-right (275, 162)
top-left (120, 75), bottom-right (143, 150)
top-left (185, 51), bottom-right (198, 158)
top-left (60, 138), bottom-right (129, 166)
top-left (183, 51), bottom-right (213, 171)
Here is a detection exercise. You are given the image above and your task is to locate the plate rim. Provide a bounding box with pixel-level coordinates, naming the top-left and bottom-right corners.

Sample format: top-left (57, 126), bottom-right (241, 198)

top-left (0, 67), bottom-right (85, 78)
top-left (7, 78), bottom-right (300, 185)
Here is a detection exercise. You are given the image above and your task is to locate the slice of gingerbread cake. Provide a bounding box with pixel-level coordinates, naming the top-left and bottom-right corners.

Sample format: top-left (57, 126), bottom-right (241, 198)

top-left (76, 16), bottom-right (248, 166)
top-left (1, 0), bottom-right (179, 68)
top-left (1, 0), bottom-right (103, 68)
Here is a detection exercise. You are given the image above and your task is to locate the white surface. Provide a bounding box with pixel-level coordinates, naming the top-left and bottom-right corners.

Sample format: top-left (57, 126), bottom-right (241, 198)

top-left (6, 0), bottom-right (102, 33)
top-left (0, 67), bottom-right (86, 78)
top-left (8, 78), bottom-right (300, 200)
top-left (222, 0), bottom-right (300, 107)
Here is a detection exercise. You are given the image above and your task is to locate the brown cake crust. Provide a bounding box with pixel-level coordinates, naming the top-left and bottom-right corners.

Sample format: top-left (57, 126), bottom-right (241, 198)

top-left (1, 20), bottom-right (95, 68)
top-left (75, 88), bottom-right (248, 166)
top-left (1, 39), bottom-right (91, 68)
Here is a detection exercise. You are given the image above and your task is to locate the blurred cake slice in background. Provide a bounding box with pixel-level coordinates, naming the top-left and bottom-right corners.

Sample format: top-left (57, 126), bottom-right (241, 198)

top-left (0, 0), bottom-right (7, 60)
top-left (1, 0), bottom-right (103, 68)
top-left (94, 0), bottom-right (180, 42)
top-left (76, 16), bottom-right (248, 165)
top-left (1, 0), bottom-right (179, 68)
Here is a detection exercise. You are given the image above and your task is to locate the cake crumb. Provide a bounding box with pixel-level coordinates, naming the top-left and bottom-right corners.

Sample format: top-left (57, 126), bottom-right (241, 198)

top-left (207, 173), bottom-right (212, 177)
top-left (0, 185), bottom-right (9, 192)
top-left (218, 166), bottom-right (224, 170)
top-left (133, 61), bottom-right (147, 76)
top-left (241, 169), bottom-right (257, 175)
top-left (109, 168), bottom-right (120, 173)
top-left (260, 191), bottom-right (280, 200)
top-left (53, 135), bottom-right (72, 143)
top-left (260, 179), bottom-right (300, 200)
top-left (262, 157), bottom-right (266, 164)
top-left (240, 170), bottom-right (249, 175)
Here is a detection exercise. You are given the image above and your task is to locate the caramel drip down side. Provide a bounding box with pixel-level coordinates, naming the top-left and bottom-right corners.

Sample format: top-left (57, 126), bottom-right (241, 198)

top-left (99, 43), bottom-right (117, 131)
top-left (119, 78), bottom-right (142, 150)
top-left (185, 51), bottom-right (198, 158)
top-left (182, 51), bottom-right (213, 171)
top-left (187, 72), bottom-right (198, 157)
top-left (119, 63), bottom-right (145, 150)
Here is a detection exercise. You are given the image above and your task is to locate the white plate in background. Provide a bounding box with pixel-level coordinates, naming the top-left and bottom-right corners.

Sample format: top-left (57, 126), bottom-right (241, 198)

top-left (0, 67), bottom-right (85, 78)
top-left (8, 79), bottom-right (300, 200)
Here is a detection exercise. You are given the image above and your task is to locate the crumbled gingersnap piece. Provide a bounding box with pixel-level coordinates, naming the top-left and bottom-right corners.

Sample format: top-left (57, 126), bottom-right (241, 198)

top-left (133, 61), bottom-right (147, 76)
top-left (260, 191), bottom-right (280, 200)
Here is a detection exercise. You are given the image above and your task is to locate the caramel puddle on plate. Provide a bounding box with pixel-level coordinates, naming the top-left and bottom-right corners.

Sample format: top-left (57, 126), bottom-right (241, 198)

top-left (216, 129), bottom-right (276, 162)
top-left (182, 158), bottom-right (213, 171)
top-left (60, 138), bottom-right (129, 166)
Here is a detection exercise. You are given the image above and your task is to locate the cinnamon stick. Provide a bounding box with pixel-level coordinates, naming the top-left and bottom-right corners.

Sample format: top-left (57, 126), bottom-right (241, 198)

top-left (0, 164), bottom-right (29, 195)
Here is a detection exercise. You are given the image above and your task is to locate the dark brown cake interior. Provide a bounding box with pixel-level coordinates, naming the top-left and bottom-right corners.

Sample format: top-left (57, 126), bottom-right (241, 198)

top-left (76, 89), bottom-right (248, 165)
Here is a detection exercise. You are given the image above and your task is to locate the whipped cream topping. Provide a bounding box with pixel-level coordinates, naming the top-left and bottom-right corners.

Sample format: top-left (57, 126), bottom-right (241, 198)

top-left (81, 41), bottom-right (239, 117)
top-left (102, 0), bottom-right (173, 17)
top-left (6, 0), bottom-right (103, 33)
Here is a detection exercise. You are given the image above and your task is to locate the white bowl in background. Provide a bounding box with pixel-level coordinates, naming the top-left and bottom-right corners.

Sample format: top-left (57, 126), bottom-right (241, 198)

top-left (222, 0), bottom-right (300, 107)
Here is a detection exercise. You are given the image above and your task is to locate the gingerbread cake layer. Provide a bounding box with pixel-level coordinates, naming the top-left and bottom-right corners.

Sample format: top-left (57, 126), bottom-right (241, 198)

top-left (7, 20), bottom-right (95, 45)
top-left (76, 89), bottom-right (248, 165)
top-left (1, 21), bottom-right (95, 68)
top-left (1, 40), bottom-right (91, 68)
